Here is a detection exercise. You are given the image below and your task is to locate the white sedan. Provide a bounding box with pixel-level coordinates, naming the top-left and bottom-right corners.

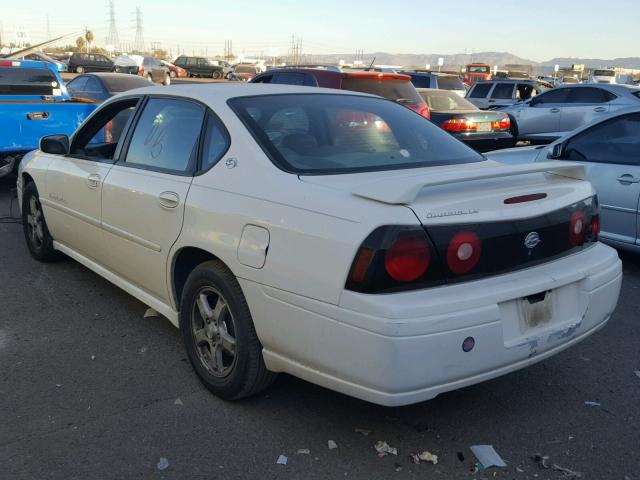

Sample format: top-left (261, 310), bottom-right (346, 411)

top-left (18, 84), bottom-right (622, 406)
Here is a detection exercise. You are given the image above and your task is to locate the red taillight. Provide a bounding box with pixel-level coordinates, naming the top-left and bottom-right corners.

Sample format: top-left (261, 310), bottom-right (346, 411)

top-left (384, 235), bottom-right (431, 282)
top-left (441, 117), bottom-right (477, 132)
top-left (492, 115), bottom-right (510, 131)
top-left (349, 248), bottom-right (374, 284)
top-left (569, 210), bottom-right (587, 246)
top-left (590, 214), bottom-right (600, 241)
top-left (418, 103), bottom-right (430, 120)
top-left (138, 66), bottom-right (144, 74)
top-left (446, 231), bottom-right (482, 275)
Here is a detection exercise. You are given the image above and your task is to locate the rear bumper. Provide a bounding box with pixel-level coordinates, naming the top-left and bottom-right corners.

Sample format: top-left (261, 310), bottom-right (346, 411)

top-left (241, 243), bottom-right (621, 406)
top-left (455, 132), bottom-right (516, 152)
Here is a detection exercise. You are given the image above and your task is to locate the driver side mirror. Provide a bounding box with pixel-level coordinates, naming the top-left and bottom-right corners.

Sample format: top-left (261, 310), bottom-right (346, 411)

top-left (549, 142), bottom-right (565, 159)
top-left (40, 134), bottom-right (70, 155)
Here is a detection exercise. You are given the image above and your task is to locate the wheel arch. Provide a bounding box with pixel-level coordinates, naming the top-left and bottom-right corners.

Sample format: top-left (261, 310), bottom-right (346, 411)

top-left (171, 246), bottom-right (235, 310)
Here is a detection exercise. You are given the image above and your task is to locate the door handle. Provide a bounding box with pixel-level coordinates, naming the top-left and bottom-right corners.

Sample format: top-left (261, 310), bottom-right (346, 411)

top-left (616, 174), bottom-right (640, 184)
top-left (550, 108), bottom-right (560, 113)
top-left (488, 99), bottom-right (496, 103)
top-left (87, 173), bottom-right (101, 189)
top-left (26, 112), bottom-right (50, 120)
top-left (594, 106), bottom-right (607, 112)
top-left (158, 191), bottom-right (179, 209)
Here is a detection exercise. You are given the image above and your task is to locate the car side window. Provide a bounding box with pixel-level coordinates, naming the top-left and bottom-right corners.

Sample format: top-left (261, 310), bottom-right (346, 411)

top-left (273, 73), bottom-right (307, 86)
top-left (252, 74), bottom-right (273, 83)
top-left (468, 83), bottom-right (492, 98)
top-left (67, 76), bottom-right (88, 94)
top-left (516, 83), bottom-right (535, 100)
top-left (70, 98), bottom-right (140, 161)
top-left (201, 115), bottom-right (229, 171)
top-left (563, 113), bottom-right (640, 164)
top-left (490, 83), bottom-right (515, 99)
top-left (567, 87), bottom-right (615, 104)
top-left (84, 77), bottom-right (102, 93)
top-left (124, 98), bottom-right (205, 173)
top-left (532, 88), bottom-right (570, 105)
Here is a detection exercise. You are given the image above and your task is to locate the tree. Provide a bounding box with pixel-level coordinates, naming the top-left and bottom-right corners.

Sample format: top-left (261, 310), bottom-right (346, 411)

top-left (75, 36), bottom-right (85, 52)
top-left (153, 49), bottom-right (169, 60)
top-left (85, 30), bottom-right (94, 53)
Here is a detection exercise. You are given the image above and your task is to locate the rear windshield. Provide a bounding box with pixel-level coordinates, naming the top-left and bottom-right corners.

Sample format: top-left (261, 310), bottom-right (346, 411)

top-left (235, 65), bottom-right (257, 74)
top-left (593, 70), bottom-right (615, 77)
top-left (341, 77), bottom-right (423, 104)
top-left (407, 74), bottom-right (431, 88)
top-left (436, 75), bottom-right (465, 91)
top-left (468, 65), bottom-right (490, 73)
top-left (229, 94), bottom-right (482, 174)
top-left (419, 90), bottom-right (477, 111)
top-left (0, 67), bottom-right (59, 95)
top-left (102, 75), bottom-right (151, 92)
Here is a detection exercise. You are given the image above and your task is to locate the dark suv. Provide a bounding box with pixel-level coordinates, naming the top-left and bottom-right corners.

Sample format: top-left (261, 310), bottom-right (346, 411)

top-left (173, 56), bottom-right (225, 79)
top-left (250, 67), bottom-right (430, 119)
top-left (68, 53), bottom-right (114, 74)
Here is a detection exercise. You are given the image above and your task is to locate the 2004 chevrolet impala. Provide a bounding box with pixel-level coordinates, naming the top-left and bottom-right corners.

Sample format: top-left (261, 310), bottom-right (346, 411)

top-left (18, 84), bottom-right (622, 406)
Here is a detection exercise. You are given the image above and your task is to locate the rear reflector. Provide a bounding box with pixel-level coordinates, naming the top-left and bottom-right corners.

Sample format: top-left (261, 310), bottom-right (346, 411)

top-left (569, 210), bottom-right (587, 246)
top-left (590, 214), bottom-right (600, 241)
top-left (504, 193), bottom-right (547, 204)
top-left (349, 248), bottom-right (374, 284)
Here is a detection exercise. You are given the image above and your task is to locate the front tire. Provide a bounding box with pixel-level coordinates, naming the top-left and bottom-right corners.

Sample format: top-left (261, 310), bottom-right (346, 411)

top-left (22, 182), bottom-right (61, 262)
top-left (75, 66), bottom-right (85, 74)
top-left (163, 73), bottom-right (171, 86)
top-left (180, 260), bottom-right (276, 400)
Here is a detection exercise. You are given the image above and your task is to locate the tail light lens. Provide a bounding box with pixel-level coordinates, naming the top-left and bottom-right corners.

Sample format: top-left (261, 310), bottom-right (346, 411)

top-left (138, 66), bottom-right (145, 74)
top-left (441, 117), bottom-right (476, 132)
top-left (384, 235), bottom-right (431, 282)
top-left (491, 115), bottom-right (510, 131)
top-left (418, 103), bottom-right (431, 120)
top-left (446, 231), bottom-right (482, 274)
top-left (569, 210), bottom-right (587, 246)
top-left (590, 214), bottom-right (600, 241)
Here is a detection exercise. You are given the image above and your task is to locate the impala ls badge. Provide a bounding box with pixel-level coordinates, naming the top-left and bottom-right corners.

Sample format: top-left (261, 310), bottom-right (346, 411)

top-left (524, 231), bottom-right (541, 249)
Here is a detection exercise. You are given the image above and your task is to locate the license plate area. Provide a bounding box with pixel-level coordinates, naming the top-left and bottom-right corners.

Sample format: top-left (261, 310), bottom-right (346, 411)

top-left (519, 290), bottom-right (554, 329)
top-left (476, 121), bottom-right (491, 132)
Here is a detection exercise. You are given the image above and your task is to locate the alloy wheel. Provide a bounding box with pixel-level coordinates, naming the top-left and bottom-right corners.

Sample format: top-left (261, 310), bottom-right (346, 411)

top-left (26, 196), bottom-right (44, 249)
top-left (191, 286), bottom-right (237, 377)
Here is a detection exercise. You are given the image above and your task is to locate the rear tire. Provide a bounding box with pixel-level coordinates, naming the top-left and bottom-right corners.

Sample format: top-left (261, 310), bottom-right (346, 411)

top-left (212, 70), bottom-right (222, 80)
top-left (180, 260), bottom-right (276, 400)
top-left (22, 182), bottom-right (62, 262)
top-left (75, 66), bottom-right (84, 74)
top-left (508, 114), bottom-right (519, 140)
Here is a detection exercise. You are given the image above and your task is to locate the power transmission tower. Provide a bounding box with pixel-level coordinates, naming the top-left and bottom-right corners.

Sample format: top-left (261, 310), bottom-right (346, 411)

top-left (45, 15), bottom-right (51, 39)
top-left (106, 0), bottom-right (120, 51)
top-left (133, 6), bottom-right (144, 52)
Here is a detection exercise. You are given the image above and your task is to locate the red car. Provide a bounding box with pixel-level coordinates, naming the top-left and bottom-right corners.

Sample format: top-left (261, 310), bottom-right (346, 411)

top-left (160, 60), bottom-right (188, 78)
top-left (250, 67), bottom-right (430, 119)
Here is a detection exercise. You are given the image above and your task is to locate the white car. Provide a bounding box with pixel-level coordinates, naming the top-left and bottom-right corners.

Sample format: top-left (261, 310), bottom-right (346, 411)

top-left (18, 84), bottom-right (622, 406)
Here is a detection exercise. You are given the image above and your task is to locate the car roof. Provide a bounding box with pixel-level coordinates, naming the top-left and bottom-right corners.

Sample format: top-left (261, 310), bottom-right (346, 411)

top-left (475, 79), bottom-right (537, 84)
top-left (551, 83), bottom-right (640, 93)
top-left (109, 83), bottom-right (376, 104)
top-left (550, 105), bottom-right (640, 145)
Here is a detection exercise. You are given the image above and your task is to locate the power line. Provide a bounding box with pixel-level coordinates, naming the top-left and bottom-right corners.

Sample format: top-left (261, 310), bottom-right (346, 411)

top-left (106, 0), bottom-right (119, 50)
top-left (133, 6), bottom-right (144, 52)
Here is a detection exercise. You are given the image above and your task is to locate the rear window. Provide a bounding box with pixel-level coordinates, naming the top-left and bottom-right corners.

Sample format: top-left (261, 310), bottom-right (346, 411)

top-left (235, 65), bottom-right (257, 74)
top-left (341, 77), bottom-right (423, 104)
top-left (102, 75), bottom-right (150, 92)
top-left (468, 83), bottom-right (492, 98)
top-left (419, 90), bottom-right (477, 111)
top-left (468, 65), bottom-right (490, 73)
top-left (0, 67), bottom-right (60, 95)
top-left (406, 74), bottom-right (431, 88)
top-left (229, 94), bottom-right (482, 174)
top-left (593, 70), bottom-right (615, 77)
top-left (436, 76), bottom-right (465, 91)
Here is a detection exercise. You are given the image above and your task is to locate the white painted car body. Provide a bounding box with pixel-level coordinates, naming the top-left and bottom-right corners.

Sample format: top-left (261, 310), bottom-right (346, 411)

top-left (18, 84), bottom-right (622, 406)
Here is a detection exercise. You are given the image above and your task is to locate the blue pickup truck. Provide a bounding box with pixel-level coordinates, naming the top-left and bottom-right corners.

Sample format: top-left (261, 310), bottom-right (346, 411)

top-left (0, 59), bottom-right (97, 178)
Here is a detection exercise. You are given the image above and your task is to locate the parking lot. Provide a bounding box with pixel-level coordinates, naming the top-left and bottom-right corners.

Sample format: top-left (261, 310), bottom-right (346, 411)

top-left (1, 175), bottom-right (638, 479)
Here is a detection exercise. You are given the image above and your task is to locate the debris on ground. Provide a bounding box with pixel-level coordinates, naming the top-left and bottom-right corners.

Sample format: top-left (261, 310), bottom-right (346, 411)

top-left (328, 440), bottom-right (338, 450)
top-left (139, 346), bottom-right (148, 354)
top-left (144, 308), bottom-right (159, 318)
top-left (394, 462), bottom-right (403, 472)
top-left (532, 454), bottom-right (582, 478)
top-left (584, 401), bottom-right (600, 407)
top-left (457, 452), bottom-right (465, 462)
top-left (470, 445), bottom-right (507, 468)
top-left (174, 398), bottom-right (183, 406)
top-left (355, 428), bottom-right (372, 436)
top-left (634, 370), bottom-right (640, 379)
top-left (276, 454), bottom-right (288, 465)
top-left (374, 441), bottom-right (398, 456)
top-left (156, 457), bottom-right (169, 471)
top-left (409, 451), bottom-right (438, 465)
top-left (297, 449), bottom-right (310, 455)
top-left (90, 355), bottom-right (96, 361)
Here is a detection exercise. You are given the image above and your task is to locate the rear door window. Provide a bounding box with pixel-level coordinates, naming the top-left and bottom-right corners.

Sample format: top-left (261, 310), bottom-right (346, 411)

top-left (124, 98), bottom-right (205, 173)
top-left (468, 83), bottom-right (492, 98)
top-left (490, 83), bottom-right (515, 99)
top-left (533, 88), bottom-right (570, 104)
top-left (567, 87), bottom-right (616, 103)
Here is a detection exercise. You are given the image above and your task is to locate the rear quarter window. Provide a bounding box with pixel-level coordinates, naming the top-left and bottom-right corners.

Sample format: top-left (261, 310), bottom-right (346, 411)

top-left (468, 83), bottom-right (492, 98)
top-left (490, 83), bottom-right (515, 99)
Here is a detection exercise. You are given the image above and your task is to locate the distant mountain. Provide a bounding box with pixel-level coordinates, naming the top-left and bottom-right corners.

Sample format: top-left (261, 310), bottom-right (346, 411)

top-left (301, 51), bottom-right (640, 70)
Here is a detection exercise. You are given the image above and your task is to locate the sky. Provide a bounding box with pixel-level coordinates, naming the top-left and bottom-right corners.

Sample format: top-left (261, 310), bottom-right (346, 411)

top-left (2, 0), bottom-right (638, 61)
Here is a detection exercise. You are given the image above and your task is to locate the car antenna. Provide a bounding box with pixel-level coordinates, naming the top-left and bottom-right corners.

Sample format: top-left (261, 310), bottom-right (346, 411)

top-left (368, 56), bottom-right (376, 71)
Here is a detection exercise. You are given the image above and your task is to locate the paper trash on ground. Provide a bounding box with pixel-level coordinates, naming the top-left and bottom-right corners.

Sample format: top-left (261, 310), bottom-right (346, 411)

top-left (470, 445), bottom-right (507, 468)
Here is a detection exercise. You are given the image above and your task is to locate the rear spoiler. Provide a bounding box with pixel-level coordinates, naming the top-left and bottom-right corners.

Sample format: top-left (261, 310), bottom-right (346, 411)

top-left (351, 161), bottom-right (586, 205)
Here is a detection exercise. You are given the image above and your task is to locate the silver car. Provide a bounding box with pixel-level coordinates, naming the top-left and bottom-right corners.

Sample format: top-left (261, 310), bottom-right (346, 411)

top-left (501, 84), bottom-right (640, 143)
top-left (465, 80), bottom-right (548, 110)
top-left (485, 107), bottom-right (640, 252)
